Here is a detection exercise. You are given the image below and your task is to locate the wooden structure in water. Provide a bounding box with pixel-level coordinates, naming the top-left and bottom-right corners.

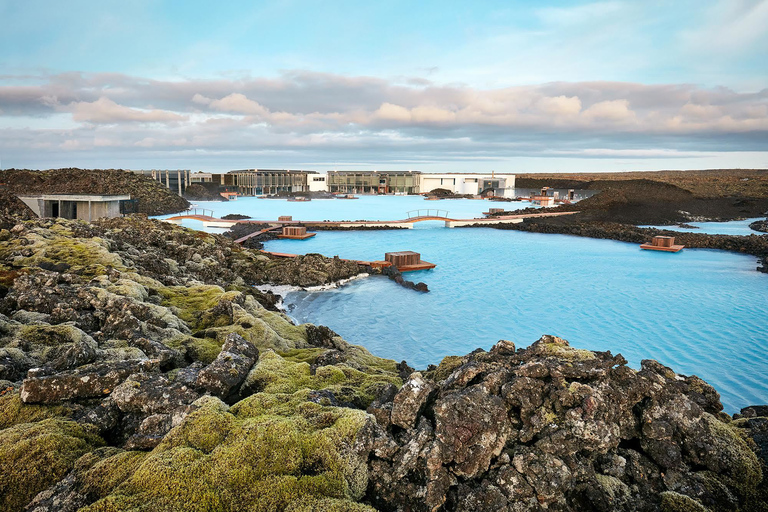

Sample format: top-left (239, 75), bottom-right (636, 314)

top-left (277, 226), bottom-right (316, 240)
top-left (278, 215), bottom-right (293, 221)
top-left (640, 236), bottom-right (684, 253)
top-left (483, 207), bottom-right (505, 216)
top-left (383, 251), bottom-right (436, 272)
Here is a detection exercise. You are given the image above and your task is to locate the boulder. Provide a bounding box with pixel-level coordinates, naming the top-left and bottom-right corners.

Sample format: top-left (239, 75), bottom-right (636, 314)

top-left (195, 333), bottom-right (258, 399)
top-left (20, 360), bottom-right (158, 404)
top-left (390, 372), bottom-right (437, 429)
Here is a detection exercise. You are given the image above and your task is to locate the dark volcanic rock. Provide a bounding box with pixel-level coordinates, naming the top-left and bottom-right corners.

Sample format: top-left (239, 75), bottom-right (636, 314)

top-left (111, 373), bottom-right (199, 416)
top-left (195, 332), bottom-right (258, 399)
top-left (750, 218), bottom-right (768, 233)
top-left (183, 183), bottom-right (225, 202)
top-left (366, 335), bottom-right (765, 512)
top-left (390, 372), bottom-right (437, 429)
top-left (0, 168), bottom-right (189, 215)
top-left (0, 189), bottom-right (37, 230)
top-left (20, 359), bottom-right (158, 404)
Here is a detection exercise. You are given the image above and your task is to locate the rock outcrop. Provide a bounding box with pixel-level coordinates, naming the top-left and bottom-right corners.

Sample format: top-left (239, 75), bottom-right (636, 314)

top-left (751, 219), bottom-right (768, 233)
top-left (0, 209), bottom-right (766, 512)
top-left (183, 183), bottom-right (226, 202)
top-left (0, 189), bottom-right (37, 230)
top-left (0, 168), bottom-right (189, 215)
top-left (365, 336), bottom-right (768, 512)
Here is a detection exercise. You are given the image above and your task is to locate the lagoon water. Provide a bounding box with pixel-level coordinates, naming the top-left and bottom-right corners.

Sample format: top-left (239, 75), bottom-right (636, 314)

top-left (159, 195), bottom-right (535, 228)
top-left (640, 218), bottom-right (766, 236)
top-left (264, 227), bottom-right (768, 414)
top-left (158, 196), bottom-right (768, 413)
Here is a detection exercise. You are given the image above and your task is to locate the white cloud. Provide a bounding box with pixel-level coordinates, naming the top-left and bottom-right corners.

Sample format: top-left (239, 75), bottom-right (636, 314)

top-left (67, 97), bottom-right (186, 124)
top-left (208, 93), bottom-right (270, 117)
top-left (582, 99), bottom-right (635, 122)
top-left (0, 71), bottom-right (765, 169)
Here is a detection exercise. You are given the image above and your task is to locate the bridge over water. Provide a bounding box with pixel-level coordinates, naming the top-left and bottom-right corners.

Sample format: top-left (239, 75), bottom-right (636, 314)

top-left (164, 209), bottom-right (578, 231)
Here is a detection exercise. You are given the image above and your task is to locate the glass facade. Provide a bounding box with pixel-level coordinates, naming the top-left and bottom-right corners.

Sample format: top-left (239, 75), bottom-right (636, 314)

top-left (224, 170), bottom-right (313, 195)
top-left (327, 171), bottom-right (421, 194)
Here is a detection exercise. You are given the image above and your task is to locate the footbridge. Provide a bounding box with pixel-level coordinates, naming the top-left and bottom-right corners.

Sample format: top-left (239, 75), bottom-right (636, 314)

top-left (164, 209), bottom-right (579, 231)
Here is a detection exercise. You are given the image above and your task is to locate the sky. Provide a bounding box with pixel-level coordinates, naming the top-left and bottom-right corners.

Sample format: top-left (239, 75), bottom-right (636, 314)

top-left (0, 0), bottom-right (767, 173)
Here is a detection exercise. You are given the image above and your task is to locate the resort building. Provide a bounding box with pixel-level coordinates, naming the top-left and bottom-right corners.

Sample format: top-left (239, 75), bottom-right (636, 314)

top-left (420, 173), bottom-right (516, 197)
top-left (308, 173), bottom-right (328, 192)
top-left (132, 169), bottom-right (191, 196)
top-left (190, 172), bottom-right (214, 183)
top-left (326, 171), bottom-right (421, 194)
top-left (18, 194), bottom-right (132, 221)
top-left (223, 169), bottom-right (314, 195)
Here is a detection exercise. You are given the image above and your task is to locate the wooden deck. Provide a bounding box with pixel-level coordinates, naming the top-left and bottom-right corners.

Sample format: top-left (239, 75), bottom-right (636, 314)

top-left (276, 233), bottom-right (316, 240)
top-left (640, 243), bottom-right (685, 253)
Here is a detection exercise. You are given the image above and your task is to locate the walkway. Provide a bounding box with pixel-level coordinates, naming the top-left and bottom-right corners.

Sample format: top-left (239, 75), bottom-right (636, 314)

top-left (164, 210), bottom-right (578, 230)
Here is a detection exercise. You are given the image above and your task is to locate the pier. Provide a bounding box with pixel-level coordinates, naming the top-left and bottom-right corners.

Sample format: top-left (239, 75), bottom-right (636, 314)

top-left (259, 250), bottom-right (436, 272)
top-left (640, 236), bottom-right (685, 253)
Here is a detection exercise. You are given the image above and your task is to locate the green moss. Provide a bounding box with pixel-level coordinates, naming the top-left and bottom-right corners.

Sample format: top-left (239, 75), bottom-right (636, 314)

top-left (537, 341), bottom-right (596, 361)
top-left (80, 450), bottom-right (148, 501)
top-left (280, 347), bottom-right (329, 364)
top-left (160, 396), bottom-right (235, 454)
top-left (660, 491), bottom-right (710, 512)
top-left (82, 394), bottom-right (372, 512)
top-left (165, 335), bottom-right (223, 364)
top-left (158, 285), bottom-right (238, 327)
top-left (0, 223), bottom-right (125, 276)
top-left (0, 418), bottom-right (104, 512)
top-left (701, 415), bottom-right (763, 497)
top-left (243, 351), bottom-right (400, 407)
top-left (0, 392), bottom-right (73, 429)
top-left (18, 323), bottom-right (90, 347)
top-left (426, 355), bottom-right (465, 382)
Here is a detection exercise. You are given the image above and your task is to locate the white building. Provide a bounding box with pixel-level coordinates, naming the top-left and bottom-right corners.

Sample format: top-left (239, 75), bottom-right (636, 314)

top-left (420, 173), bottom-right (516, 197)
top-left (308, 173), bottom-right (328, 192)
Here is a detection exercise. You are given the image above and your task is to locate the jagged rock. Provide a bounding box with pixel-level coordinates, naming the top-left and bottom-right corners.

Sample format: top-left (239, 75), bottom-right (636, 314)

top-left (20, 360), bottom-right (158, 404)
top-left (367, 335), bottom-right (766, 512)
top-left (127, 337), bottom-right (183, 370)
top-left (195, 332), bottom-right (258, 399)
top-left (111, 373), bottom-right (199, 416)
top-left (390, 372), bottom-right (436, 429)
top-left (434, 386), bottom-right (512, 478)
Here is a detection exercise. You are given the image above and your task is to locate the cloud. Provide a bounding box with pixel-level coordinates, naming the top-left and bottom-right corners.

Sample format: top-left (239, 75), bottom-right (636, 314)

top-left (67, 97), bottom-right (187, 124)
top-left (582, 99), bottom-right (635, 122)
top-left (207, 93), bottom-right (271, 117)
top-left (0, 71), bottom-right (765, 170)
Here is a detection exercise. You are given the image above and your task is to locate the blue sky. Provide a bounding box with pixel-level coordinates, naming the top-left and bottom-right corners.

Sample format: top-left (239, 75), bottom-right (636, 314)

top-left (0, 0), bottom-right (766, 172)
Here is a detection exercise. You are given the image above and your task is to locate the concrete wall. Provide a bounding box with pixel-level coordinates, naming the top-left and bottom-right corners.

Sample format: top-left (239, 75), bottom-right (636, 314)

top-left (420, 174), bottom-right (516, 196)
top-left (309, 174), bottom-right (328, 192)
top-left (19, 197), bottom-right (122, 221)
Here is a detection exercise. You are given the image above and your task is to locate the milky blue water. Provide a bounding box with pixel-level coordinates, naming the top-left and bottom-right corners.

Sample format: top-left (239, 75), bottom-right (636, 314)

top-left (640, 218), bottom-right (766, 236)
top-left (155, 196), bottom-right (768, 413)
top-left (264, 228), bottom-right (768, 414)
top-left (157, 195), bottom-right (536, 231)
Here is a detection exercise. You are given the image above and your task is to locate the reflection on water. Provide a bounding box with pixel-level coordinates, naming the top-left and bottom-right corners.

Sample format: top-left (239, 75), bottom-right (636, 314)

top-left (266, 228), bottom-right (768, 414)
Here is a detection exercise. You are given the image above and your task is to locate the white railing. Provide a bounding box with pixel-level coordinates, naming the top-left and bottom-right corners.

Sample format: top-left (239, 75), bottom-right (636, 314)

top-left (406, 209), bottom-right (450, 219)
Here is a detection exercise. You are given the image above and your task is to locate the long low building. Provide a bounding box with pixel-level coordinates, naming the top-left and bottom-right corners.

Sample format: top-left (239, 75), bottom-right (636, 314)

top-left (420, 173), bottom-right (516, 197)
top-left (325, 171), bottom-right (515, 196)
top-left (326, 171), bottom-right (421, 194)
top-left (18, 194), bottom-right (132, 221)
top-left (182, 169), bottom-right (516, 197)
